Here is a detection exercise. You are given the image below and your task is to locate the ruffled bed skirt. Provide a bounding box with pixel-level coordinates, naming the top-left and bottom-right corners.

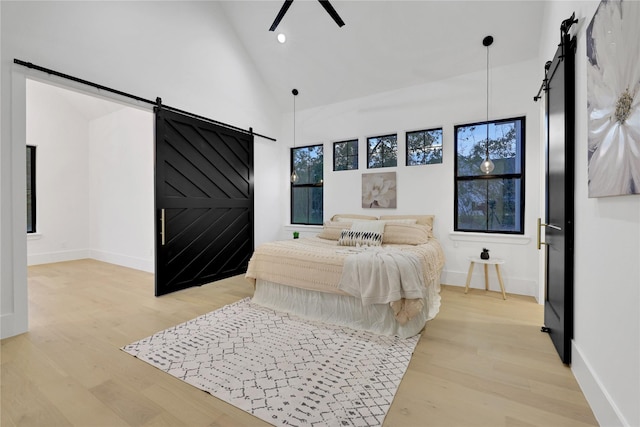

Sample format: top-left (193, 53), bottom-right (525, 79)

top-left (251, 279), bottom-right (441, 339)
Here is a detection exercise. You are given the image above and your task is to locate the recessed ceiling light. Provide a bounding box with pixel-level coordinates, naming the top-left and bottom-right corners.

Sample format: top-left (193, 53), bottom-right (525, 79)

top-left (277, 33), bottom-right (286, 44)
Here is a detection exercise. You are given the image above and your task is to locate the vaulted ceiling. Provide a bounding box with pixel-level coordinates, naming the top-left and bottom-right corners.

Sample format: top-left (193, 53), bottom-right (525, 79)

top-left (218, 1), bottom-right (547, 112)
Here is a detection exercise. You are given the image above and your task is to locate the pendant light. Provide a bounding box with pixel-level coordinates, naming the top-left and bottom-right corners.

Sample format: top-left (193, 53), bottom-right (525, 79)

top-left (479, 35), bottom-right (495, 174)
top-left (290, 88), bottom-right (299, 183)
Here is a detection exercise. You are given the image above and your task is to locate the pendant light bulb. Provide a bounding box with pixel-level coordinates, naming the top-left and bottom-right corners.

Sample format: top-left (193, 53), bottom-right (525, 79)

top-left (480, 158), bottom-right (495, 174)
top-left (290, 170), bottom-right (298, 183)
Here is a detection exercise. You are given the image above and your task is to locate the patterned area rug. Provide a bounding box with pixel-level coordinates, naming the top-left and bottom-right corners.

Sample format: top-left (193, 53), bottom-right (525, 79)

top-left (122, 298), bottom-right (419, 427)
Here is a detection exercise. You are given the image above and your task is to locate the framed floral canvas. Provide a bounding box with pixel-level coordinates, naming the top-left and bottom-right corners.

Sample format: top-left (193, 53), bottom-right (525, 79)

top-left (362, 172), bottom-right (396, 208)
top-left (586, 0), bottom-right (640, 197)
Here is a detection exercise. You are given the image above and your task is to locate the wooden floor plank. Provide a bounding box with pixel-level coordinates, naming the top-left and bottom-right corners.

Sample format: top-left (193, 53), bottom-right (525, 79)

top-left (0, 260), bottom-right (597, 426)
top-left (38, 376), bottom-right (129, 427)
top-left (1, 363), bottom-right (73, 427)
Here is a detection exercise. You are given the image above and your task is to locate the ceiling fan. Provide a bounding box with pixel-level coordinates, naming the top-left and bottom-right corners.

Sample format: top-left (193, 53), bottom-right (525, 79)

top-left (269, 0), bottom-right (345, 31)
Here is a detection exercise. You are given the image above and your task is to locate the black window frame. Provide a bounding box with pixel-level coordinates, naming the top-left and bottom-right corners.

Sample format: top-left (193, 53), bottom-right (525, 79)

top-left (454, 116), bottom-right (526, 234)
top-left (406, 127), bottom-right (443, 166)
top-left (291, 144), bottom-right (324, 225)
top-left (333, 139), bottom-right (359, 171)
top-left (367, 133), bottom-right (398, 169)
top-left (27, 145), bottom-right (37, 234)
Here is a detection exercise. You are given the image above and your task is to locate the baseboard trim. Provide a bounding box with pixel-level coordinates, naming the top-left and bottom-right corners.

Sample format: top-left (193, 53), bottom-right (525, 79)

top-left (440, 269), bottom-right (537, 297)
top-left (572, 341), bottom-right (628, 427)
top-left (89, 250), bottom-right (154, 273)
top-left (27, 249), bottom-right (91, 266)
top-left (27, 249), bottom-right (153, 273)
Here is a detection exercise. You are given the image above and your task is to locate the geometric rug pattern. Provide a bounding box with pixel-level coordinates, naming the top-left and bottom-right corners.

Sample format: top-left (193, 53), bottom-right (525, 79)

top-left (122, 298), bottom-right (419, 426)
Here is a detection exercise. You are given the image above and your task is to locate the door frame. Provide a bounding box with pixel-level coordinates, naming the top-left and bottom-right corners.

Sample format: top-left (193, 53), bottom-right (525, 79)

top-left (6, 68), bottom-right (155, 339)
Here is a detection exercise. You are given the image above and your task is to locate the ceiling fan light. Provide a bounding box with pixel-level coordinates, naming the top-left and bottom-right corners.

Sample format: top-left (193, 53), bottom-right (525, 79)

top-left (277, 33), bottom-right (286, 43)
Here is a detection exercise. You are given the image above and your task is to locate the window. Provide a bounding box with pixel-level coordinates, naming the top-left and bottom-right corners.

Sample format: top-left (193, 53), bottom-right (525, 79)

top-left (367, 134), bottom-right (397, 168)
top-left (454, 117), bottom-right (525, 233)
top-left (406, 128), bottom-right (443, 166)
top-left (291, 144), bottom-right (323, 225)
top-left (26, 145), bottom-right (36, 233)
top-left (333, 139), bottom-right (358, 171)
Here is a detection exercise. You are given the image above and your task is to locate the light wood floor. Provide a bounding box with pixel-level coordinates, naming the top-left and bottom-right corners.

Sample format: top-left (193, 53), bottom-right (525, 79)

top-left (2, 259), bottom-right (598, 426)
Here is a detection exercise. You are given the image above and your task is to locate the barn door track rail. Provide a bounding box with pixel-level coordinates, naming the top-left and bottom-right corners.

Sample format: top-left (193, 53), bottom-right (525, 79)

top-left (532, 12), bottom-right (578, 102)
top-left (13, 59), bottom-right (276, 142)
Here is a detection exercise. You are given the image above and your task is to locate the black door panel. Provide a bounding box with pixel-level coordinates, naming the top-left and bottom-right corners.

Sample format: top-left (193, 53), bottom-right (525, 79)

top-left (543, 34), bottom-right (575, 364)
top-left (155, 109), bottom-right (254, 296)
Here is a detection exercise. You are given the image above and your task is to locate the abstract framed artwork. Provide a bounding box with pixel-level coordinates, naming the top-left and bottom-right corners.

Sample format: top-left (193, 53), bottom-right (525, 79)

top-left (586, 0), bottom-right (640, 197)
top-left (362, 172), bottom-right (396, 208)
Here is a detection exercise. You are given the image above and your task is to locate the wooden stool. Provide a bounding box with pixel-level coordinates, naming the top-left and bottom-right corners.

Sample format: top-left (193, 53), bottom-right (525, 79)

top-left (464, 256), bottom-right (507, 299)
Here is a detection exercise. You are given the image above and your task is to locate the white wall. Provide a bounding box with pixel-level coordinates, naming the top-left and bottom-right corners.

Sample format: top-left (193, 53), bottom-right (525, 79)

top-left (89, 108), bottom-right (155, 272)
top-left (1, 1), bottom-right (283, 339)
top-left (26, 80), bottom-right (91, 265)
top-left (280, 59), bottom-right (541, 298)
top-left (540, 2), bottom-right (640, 426)
top-left (25, 80), bottom-right (155, 273)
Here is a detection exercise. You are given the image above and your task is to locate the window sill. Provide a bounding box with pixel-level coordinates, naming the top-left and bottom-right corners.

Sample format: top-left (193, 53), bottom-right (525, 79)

top-left (284, 224), bottom-right (323, 231)
top-left (27, 233), bottom-right (42, 240)
top-left (448, 232), bottom-right (531, 245)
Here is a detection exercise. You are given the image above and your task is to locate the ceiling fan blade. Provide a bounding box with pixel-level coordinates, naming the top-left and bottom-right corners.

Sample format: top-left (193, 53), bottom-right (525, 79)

top-left (318, 0), bottom-right (345, 27)
top-left (269, 0), bottom-right (294, 31)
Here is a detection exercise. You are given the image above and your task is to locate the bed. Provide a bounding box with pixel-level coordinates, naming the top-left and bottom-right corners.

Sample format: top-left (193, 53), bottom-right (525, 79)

top-left (245, 214), bottom-right (445, 338)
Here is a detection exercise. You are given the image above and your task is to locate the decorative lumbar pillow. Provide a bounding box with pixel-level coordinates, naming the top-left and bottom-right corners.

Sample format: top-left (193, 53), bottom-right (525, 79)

top-left (338, 229), bottom-right (383, 247)
top-left (318, 216), bottom-right (381, 240)
top-left (382, 223), bottom-right (431, 245)
top-left (338, 220), bottom-right (386, 246)
top-left (317, 221), bottom-right (352, 240)
top-left (379, 215), bottom-right (434, 237)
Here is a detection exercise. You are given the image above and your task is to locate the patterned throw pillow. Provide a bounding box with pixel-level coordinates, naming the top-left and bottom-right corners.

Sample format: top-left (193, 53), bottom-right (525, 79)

top-left (338, 229), bottom-right (383, 247)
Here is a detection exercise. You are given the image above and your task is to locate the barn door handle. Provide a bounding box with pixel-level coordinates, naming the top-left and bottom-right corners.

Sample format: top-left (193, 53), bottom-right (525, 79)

top-left (537, 218), bottom-right (548, 250)
top-left (160, 209), bottom-right (166, 246)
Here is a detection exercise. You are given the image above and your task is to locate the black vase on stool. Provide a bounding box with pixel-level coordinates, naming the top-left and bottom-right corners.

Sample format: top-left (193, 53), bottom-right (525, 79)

top-left (480, 248), bottom-right (490, 260)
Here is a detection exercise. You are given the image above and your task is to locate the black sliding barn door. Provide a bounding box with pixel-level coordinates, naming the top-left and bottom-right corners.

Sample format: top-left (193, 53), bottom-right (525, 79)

top-left (541, 33), bottom-right (576, 364)
top-left (155, 109), bottom-right (254, 296)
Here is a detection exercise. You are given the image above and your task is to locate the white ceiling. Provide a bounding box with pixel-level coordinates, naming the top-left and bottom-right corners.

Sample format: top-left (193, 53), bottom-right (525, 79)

top-left (219, 0), bottom-right (546, 112)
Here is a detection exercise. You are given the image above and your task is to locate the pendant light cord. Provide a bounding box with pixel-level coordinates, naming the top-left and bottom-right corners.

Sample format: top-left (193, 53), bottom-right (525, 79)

top-left (479, 36), bottom-right (495, 174)
top-left (292, 88), bottom-right (298, 148)
top-left (486, 42), bottom-right (490, 159)
top-left (290, 89), bottom-right (299, 183)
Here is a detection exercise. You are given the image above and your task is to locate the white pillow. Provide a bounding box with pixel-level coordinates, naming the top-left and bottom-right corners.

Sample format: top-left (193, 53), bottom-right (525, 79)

top-left (351, 220), bottom-right (386, 234)
top-left (334, 218), bottom-right (357, 222)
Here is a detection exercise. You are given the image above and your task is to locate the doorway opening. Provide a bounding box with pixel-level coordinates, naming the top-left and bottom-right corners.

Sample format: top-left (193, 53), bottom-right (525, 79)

top-left (25, 79), bottom-right (155, 274)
